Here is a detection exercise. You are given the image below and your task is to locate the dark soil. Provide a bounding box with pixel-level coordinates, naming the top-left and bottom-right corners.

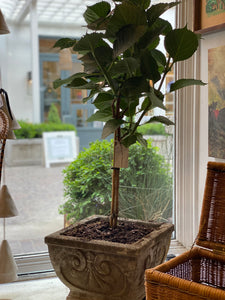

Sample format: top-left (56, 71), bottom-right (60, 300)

top-left (62, 218), bottom-right (156, 244)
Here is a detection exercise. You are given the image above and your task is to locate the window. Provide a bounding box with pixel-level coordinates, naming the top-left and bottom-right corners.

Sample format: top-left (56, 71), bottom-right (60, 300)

top-left (1, 0), bottom-right (204, 278)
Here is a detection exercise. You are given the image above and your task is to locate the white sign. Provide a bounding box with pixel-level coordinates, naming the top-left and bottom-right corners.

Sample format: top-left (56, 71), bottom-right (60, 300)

top-left (43, 131), bottom-right (79, 168)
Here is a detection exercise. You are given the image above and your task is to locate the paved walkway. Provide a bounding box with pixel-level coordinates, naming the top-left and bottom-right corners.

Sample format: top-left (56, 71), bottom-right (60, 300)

top-left (1, 164), bottom-right (67, 255)
top-left (1, 164), bottom-right (186, 257)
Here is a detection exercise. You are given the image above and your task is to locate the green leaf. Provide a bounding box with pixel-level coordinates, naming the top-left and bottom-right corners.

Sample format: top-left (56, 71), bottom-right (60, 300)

top-left (170, 78), bottom-right (206, 92)
top-left (128, 0), bottom-right (151, 9)
top-left (87, 17), bottom-right (110, 31)
top-left (121, 76), bottom-right (149, 98)
top-left (106, 2), bottom-right (147, 38)
top-left (68, 78), bottom-right (97, 89)
top-left (154, 89), bottom-right (164, 101)
top-left (114, 24), bottom-right (147, 57)
top-left (124, 98), bottom-right (139, 117)
top-left (147, 2), bottom-right (179, 26)
top-left (84, 1), bottom-right (111, 25)
top-left (73, 33), bottom-right (105, 54)
top-left (87, 110), bottom-right (112, 122)
top-left (147, 88), bottom-right (166, 110)
top-left (150, 18), bottom-right (173, 36)
top-left (121, 134), bottom-right (137, 147)
top-left (137, 21), bottom-right (168, 50)
top-left (93, 92), bottom-right (114, 109)
top-left (140, 50), bottom-right (161, 83)
top-left (54, 38), bottom-right (76, 49)
top-left (151, 49), bottom-right (166, 70)
top-left (141, 97), bottom-right (152, 111)
top-left (147, 38), bottom-right (160, 51)
top-left (53, 73), bottom-right (88, 89)
top-left (102, 119), bottom-right (124, 139)
top-left (83, 89), bottom-right (100, 102)
top-left (147, 115), bottom-right (174, 126)
top-left (165, 26), bottom-right (199, 62)
top-left (80, 53), bottom-right (98, 73)
top-left (94, 45), bottom-right (113, 66)
top-left (136, 133), bottom-right (148, 147)
top-left (110, 57), bottom-right (139, 76)
top-left (86, 74), bottom-right (105, 83)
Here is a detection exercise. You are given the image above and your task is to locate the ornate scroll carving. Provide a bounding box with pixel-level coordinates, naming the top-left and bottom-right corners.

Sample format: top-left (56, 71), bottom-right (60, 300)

top-left (59, 249), bottom-right (127, 296)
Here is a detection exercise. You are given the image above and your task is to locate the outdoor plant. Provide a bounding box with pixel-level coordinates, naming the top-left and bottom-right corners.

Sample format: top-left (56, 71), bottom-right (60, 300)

top-left (54, 0), bottom-right (205, 228)
top-left (61, 139), bottom-right (172, 222)
top-left (47, 103), bottom-right (61, 124)
top-left (137, 122), bottom-right (168, 136)
top-left (15, 121), bottom-right (76, 139)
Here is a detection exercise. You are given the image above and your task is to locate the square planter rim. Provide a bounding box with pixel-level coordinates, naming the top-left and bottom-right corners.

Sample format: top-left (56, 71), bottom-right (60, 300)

top-left (45, 215), bottom-right (174, 254)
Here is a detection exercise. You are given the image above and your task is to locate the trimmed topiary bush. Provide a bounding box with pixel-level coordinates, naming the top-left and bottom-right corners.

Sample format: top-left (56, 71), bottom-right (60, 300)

top-left (137, 123), bottom-right (168, 136)
top-left (47, 103), bottom-right (62, 124)
top-left (61, 139), bottom-right (173, 222)
top-left (15, 121), bottom-right (76, 139)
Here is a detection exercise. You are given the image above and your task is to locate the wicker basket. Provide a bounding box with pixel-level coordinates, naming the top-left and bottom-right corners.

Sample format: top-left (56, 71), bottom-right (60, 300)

top-left (145, 161), bottom-right (225, 300)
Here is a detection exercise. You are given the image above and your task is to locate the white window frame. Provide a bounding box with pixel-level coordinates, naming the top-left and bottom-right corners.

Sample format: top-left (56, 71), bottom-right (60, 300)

top-left (175, 0), bottom-right (202, 249)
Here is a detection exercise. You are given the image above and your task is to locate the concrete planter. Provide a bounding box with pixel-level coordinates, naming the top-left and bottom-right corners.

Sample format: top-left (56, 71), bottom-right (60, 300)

top-left (5, 138), bottom-right (43, 166)
top-left (45, 215), bottom-right (174, 300)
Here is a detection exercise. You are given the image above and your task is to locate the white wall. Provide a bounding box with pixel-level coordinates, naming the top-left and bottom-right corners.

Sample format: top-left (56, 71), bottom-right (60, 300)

top-left (0, 22), bottom-right (86, 123)
top-left (0, 24), bottom-right (33, 121)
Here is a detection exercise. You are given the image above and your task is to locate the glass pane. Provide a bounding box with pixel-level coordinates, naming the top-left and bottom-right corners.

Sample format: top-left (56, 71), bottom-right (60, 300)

top-left (42, 61), bottom-right (61, 122)
top-left (71, 90), bottom-right (84, 104)
top-left (76, 109), bottom-right (88, 127)
top-left (4, 163), bottom-right (65, 255)
top-left (1, 0), bottom-right (175, 277)
top-left (70, 62), bottom-right (87, 104)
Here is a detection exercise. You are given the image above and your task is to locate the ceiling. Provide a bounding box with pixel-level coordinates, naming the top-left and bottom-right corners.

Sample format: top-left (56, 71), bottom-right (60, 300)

top-left (0, 0), bottom-right (108, 26)
top-left (0, 0), bottom-right (167, 26)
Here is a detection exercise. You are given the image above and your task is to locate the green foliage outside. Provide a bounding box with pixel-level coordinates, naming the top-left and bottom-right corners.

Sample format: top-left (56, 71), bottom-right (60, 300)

top-left (47, 103), bottom-right (61, 124)
top-left (61, 139), bottom-right (173, 222)
top-left (15, 121), bottom-right (76, 139)
top-left (137, 123), bottom-right (168, 136)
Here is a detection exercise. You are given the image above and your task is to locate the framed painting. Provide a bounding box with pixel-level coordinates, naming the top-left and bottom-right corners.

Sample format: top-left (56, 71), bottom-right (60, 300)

top-left (208, 44), bottom-right (225, 159)
top-left (194, 0), bottom-right (225, 34)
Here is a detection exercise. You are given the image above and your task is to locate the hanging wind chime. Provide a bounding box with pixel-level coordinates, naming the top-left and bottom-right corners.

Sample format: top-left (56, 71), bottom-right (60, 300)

top-left (0, 9), bottom-right (21, 283)
top-left (0, 90), bottom-right (20, 283)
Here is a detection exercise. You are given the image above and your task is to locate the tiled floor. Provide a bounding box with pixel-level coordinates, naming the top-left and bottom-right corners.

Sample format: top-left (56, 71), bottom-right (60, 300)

top-left (0, 277), bottom-right (69, 300)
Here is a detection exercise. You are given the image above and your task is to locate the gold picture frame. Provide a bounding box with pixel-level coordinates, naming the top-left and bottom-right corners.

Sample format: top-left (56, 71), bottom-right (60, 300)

top-left (194, 0), bottom-right (225, 34)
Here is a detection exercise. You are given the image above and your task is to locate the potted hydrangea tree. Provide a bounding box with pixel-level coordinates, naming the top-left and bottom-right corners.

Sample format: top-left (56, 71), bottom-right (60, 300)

top-left (45, 1), bottom-right (205, 299)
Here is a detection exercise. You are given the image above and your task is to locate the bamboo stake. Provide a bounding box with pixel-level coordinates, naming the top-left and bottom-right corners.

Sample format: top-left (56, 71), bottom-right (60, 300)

top-left (110, 131), bottom-right (120, 228)
top-left (110, 167), bottom-right (120, 228)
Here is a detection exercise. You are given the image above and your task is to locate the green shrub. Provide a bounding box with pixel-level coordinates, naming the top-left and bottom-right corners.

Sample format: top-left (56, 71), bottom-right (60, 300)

top-left (137, 123), bottom-right (167, 136)
top-left (61, 140), bottom-right (173, 222)
top-left (15, 121), bottom-right (76, 139)
top-left (47, 103), bottom-right (61, 124)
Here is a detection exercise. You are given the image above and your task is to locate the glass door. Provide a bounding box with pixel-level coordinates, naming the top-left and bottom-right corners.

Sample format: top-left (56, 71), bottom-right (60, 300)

top-left (39, 53), bottom-right (104, 150)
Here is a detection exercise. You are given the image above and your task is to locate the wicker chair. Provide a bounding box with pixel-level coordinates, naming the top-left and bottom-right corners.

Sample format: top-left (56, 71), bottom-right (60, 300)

top-left (145, 161), bottom-right (225, 300)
